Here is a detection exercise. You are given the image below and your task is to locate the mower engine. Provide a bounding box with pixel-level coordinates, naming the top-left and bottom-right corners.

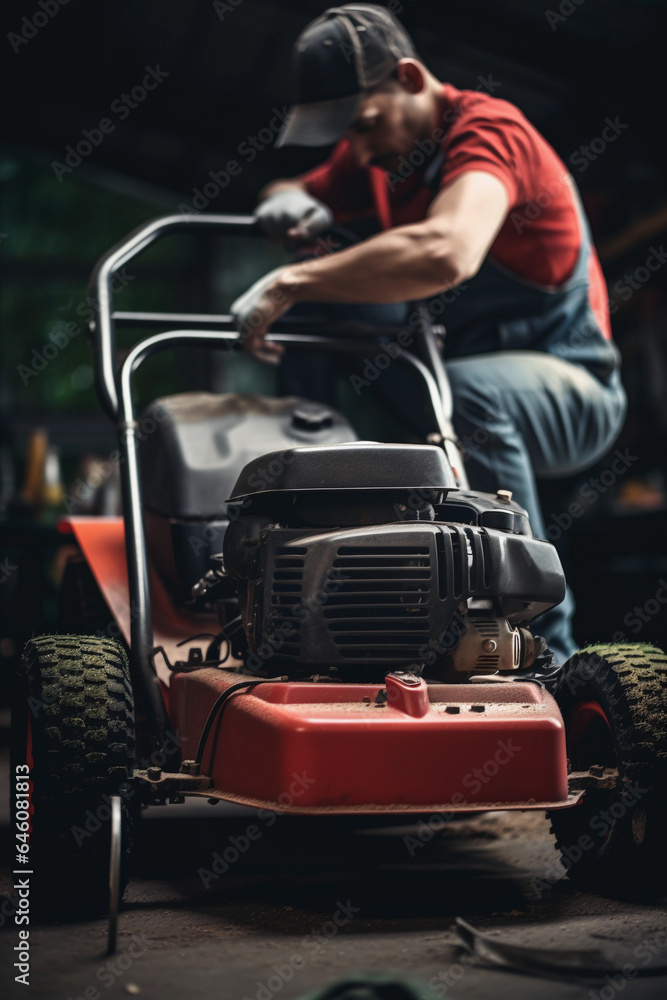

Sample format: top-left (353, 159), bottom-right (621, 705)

top-left (224, 442), bottom-right (565, 679)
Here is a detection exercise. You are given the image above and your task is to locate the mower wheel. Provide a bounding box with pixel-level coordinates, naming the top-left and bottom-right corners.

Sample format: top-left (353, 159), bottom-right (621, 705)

top-left (11, 634), bottom-right (136, 918)
top-left (549, 643), bottom-right (667, 898)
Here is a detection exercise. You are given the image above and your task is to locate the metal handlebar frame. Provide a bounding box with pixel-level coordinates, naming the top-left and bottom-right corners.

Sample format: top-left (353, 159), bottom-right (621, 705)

top-left (88, 213), bottom-right (462, 760)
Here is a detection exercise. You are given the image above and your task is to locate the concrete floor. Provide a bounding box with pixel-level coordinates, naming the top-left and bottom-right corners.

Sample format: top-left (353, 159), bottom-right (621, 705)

top-left (2, 754), bottom-right (667, 1000)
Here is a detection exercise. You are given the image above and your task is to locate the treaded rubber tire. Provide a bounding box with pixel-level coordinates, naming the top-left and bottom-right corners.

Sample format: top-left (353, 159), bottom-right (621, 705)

top-left (11, 634), bottom-right (135, 919)
top-left (548, 642), bottom-right (667, 898)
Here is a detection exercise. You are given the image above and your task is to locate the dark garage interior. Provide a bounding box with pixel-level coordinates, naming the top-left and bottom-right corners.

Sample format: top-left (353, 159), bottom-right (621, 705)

top-left (2, 1), bottom-right (667, 998)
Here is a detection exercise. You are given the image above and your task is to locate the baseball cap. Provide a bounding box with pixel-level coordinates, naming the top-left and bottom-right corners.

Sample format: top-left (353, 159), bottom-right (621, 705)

top-left (276, 4), bottom-right (417, 148)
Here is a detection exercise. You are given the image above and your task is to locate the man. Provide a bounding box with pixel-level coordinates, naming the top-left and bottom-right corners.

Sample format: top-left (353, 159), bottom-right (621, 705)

top-left (230, 3), bottom-right (626, 663)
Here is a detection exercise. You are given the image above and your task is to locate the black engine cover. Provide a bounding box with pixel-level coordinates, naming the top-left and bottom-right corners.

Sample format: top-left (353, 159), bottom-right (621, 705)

top-left (234, 522), bottom-right (564, 669)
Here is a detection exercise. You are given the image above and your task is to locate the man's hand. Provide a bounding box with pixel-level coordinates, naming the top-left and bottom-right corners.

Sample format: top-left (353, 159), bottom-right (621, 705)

top-left (254, 189), bottom-right (333, 243)
top-left (230, 266), bottom-right (295, 364)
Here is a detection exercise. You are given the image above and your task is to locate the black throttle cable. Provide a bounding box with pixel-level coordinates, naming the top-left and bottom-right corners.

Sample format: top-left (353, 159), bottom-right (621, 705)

top-left (195, 677), bottom-right (286, 766)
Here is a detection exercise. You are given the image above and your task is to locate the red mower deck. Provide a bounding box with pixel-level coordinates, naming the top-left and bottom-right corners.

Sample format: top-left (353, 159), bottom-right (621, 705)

top-left (170, 668), bottom-right (575, 813)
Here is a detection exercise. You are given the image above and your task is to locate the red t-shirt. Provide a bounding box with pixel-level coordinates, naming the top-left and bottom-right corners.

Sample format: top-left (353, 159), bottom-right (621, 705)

top-left (300, 83), bottom-right (611, 338)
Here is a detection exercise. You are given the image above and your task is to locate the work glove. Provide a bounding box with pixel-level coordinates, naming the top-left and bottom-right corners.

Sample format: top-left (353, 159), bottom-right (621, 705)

top-left (254, 188), bottom-right (333, 243)
top-left (230, 266), bottom-right (288, 365)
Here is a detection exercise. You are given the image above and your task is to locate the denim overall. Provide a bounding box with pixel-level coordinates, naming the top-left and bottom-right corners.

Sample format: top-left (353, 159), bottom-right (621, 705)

top-left (441, 179), bottom-right (620, 380)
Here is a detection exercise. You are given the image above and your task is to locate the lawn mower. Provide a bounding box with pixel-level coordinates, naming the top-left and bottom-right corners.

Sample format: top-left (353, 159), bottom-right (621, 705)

top-left (12, 214), bottom-right (667, 931)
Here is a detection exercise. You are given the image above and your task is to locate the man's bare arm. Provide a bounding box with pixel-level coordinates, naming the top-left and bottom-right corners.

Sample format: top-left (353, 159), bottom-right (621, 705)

top-left (280, 171), bottom-right (509, 303)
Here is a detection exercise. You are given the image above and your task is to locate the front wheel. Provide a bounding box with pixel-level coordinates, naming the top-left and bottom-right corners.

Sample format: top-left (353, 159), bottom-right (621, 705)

top-left (11, 635), bottom-right (136, 918)
top-left (549, 643), bottom-right (667, 898)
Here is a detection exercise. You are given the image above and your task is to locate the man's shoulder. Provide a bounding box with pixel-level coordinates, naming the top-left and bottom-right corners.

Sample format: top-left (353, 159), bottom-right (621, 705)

top-left (440, 82), bottom-right (535, 135)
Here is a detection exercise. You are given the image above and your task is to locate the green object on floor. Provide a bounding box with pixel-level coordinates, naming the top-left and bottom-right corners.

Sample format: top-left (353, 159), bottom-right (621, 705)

top-left (297, 972), bottom-right (441, 1000)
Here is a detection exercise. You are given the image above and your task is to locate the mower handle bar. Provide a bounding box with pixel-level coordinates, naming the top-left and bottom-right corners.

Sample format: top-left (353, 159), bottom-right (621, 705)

top-left (88, 212), bottom-right (454, 434)
top-left (119, 328), bottom-right (448, 438)
top-left (90, 213), bottom-right (256, 421)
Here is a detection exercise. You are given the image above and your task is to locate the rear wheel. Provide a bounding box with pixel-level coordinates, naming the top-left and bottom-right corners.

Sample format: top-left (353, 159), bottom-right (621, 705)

top-left (11, 634), bottom-right (136, 918)
top-left (549, 643), bottom-right (667, 897)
